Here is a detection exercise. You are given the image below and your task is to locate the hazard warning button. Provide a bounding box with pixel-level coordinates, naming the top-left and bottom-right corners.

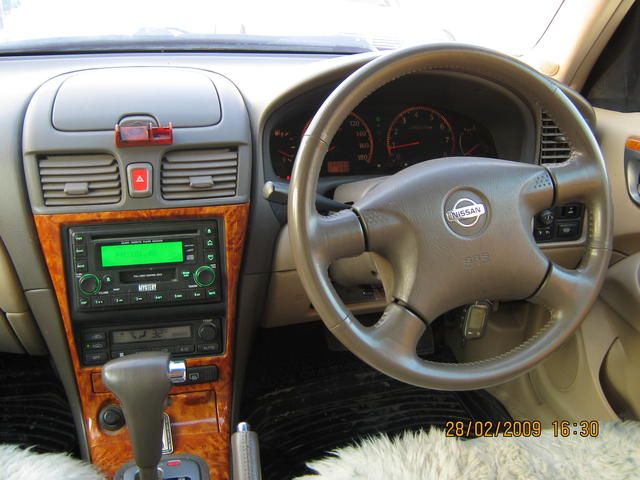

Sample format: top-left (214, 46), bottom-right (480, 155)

top-left (126, 163), bottom-right (152, 198)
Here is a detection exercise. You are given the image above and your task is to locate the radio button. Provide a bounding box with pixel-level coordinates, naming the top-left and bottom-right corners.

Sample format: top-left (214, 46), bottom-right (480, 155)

top-left (112, 294), bottom-right (129, 305)
top-left (205, 288), bottom-right (219, 300)
top-left (75, 261), bottom-right (88, 273)
top-left (172, 291), bottom-right (186, 301)
top-left (180, 269), bottom-right (191, 279)
top-left (189, 289), bottom-right (204, 299)
top-left (132, 294), bottom-right (146, 304)
top-left (102, 274), bottom-right (114, 285)
top-left (73, 233), bottom-right (86, 244)
top-left (79, 274), bottom-right (101, 295)
top-left (91, 296), bottom-right (108, 307)
top-left (78, 297), bottom-right (90, 308)
top-left (151, 293), bottom-right (166, 303)
top-left (74, 246), bottom-right (87, 257)
top-left (205, 252), bottom-right (216, 262)
top-left (204, 239), bottom-right (215, 249)
top-left (194, 266), bottom-right (215, 287)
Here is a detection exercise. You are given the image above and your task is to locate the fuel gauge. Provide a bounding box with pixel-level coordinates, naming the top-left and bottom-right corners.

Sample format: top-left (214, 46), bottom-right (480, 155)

top-left (271, 127), bottom-right (301, 179)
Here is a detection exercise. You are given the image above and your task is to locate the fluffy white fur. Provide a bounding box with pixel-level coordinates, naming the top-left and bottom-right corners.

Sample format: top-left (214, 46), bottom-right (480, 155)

top-left (0, 445), bottom-right (104, 480)
top-left (297, 422), bottom-right (640, 480)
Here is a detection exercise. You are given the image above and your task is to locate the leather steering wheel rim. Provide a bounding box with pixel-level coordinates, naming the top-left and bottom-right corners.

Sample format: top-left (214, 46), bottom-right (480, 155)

top-left (288, 44), bottom-right (612, 391)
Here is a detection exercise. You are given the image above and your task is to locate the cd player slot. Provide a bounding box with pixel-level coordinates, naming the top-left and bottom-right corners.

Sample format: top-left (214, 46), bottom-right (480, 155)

top-left (120, 268), bottom-right (176, 283)
top-left (90, 230), bottom-right (199, 241)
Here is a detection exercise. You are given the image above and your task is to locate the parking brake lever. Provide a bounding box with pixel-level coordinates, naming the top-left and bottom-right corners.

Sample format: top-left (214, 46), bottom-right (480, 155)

top-left (263, 181), bottom-right (349, 212)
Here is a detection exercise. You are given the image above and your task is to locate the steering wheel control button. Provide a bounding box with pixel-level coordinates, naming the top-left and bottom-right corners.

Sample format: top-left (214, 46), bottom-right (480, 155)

top-left (194, 265), bottom-right (216, 287)
top-left (126, 162), bottom-right (153, 198)
top-left (538, 209), bottom-right (555, 226)
top-left (557, 222), bottom-right (579, 239)
top-left (534, 227), bottom-right (553, 242)
top-left (534, 203), bottom-right (583, 243)
top-left (79, 273), bottom-right (101, 295)
top-left (443, 190), bottom-right (490, 236)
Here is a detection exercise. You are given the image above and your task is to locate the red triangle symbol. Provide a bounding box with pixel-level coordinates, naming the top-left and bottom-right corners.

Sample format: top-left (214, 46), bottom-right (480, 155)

top-left (136, 175), bottom-right (144, 183)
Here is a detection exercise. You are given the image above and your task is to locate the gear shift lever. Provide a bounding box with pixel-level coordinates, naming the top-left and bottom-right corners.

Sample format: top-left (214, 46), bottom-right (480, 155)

top-left (103, 352), bottom-right (186, 480)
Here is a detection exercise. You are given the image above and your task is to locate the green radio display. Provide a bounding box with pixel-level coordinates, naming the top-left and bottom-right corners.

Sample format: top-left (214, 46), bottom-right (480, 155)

top-left (100, 241), bottom-right (184, 267)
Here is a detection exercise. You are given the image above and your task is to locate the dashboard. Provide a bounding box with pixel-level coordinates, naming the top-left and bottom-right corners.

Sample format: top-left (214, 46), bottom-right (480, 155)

top-left (268, 73), bottom-right (535, 180)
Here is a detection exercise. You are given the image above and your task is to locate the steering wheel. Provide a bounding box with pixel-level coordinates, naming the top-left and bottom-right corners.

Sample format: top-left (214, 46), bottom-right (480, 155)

top-left (288, 44), bottom-right (612, 391)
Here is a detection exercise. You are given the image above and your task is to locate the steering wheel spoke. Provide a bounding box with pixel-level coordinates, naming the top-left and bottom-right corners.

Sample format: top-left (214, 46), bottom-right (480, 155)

top-left (545, 153), bottom-right (603, 205)
top-left (310, 209), bottom-right (366, 267)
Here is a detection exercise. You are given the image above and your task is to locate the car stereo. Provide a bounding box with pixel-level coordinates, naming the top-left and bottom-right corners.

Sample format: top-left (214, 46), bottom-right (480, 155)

top-left (65, 220), bottom-right (227, 366)
top-left (67, 221), bottom-right (222, 312)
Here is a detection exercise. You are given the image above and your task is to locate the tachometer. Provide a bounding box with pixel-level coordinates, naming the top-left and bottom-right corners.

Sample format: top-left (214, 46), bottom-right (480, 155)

top-left (386, 106), bottom-right (455, 168)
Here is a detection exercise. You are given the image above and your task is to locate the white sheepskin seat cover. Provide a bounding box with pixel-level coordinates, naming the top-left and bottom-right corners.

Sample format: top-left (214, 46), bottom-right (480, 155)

top-left (297, 421), bottom-right (640, 480)
top-left (0, 445), bottom-right (104, 480)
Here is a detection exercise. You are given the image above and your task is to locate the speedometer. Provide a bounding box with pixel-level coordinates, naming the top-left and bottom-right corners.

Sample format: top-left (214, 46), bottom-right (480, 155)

top-left (386, 106), bottom-right (455, 168)
top-left (308, 112), bottom-right (374, 176)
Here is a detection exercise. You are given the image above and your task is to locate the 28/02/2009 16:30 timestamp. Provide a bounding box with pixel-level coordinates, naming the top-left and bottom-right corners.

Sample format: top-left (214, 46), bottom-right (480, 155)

top-left (444, 420), bottom-right (600, 438)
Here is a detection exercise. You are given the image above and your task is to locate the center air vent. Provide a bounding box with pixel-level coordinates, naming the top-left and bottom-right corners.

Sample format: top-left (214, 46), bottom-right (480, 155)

top-left (161, 148), bottom-right (238, 201)
top-left (540, 111), bottom-right (572, 164)
top-left (38, 154), bottom-right (121, 206)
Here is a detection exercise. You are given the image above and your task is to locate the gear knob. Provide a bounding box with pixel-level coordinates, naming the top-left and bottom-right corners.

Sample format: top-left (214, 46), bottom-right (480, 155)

top-left (103, 352), bottom-right (185, 480)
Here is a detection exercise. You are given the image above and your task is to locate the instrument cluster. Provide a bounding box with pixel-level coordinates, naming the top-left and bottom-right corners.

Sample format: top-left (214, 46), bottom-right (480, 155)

top-left (270, 105), bottom-right (497, 179)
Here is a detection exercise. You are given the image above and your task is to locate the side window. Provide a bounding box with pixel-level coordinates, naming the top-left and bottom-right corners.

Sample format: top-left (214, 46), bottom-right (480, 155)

top-left (584, 3), bottom-right (640, 112)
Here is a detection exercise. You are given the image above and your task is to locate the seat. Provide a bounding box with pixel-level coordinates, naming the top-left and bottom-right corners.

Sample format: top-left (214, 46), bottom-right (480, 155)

top-left (0, 445), bottom-right (104, 480)
top-left (297, 422), bottom-right (640, 480)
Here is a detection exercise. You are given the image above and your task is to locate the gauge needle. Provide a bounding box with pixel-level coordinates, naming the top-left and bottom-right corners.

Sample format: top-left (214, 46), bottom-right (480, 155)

top-left (389, 141), bottom-right (420, 151)
top-left (463, 144), bottom-right (481, 155)
top-left (328, 145), bottom-right (337, 153)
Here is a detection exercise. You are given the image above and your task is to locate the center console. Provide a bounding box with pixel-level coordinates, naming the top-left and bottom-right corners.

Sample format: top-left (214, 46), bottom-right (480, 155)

top-left (66, 220), bottom-right (225, 367)
top-left (23, 65), bottom-right (253, 479)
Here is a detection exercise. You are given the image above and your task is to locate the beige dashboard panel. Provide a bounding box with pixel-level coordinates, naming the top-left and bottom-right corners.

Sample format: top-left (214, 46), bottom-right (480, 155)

top-left (595, 108), bottom-right (640, 255)
top-left (0, 239), bottom-right (46, 354)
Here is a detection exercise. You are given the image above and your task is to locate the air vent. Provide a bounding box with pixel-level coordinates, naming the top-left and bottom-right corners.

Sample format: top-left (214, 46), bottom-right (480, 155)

top-left (540, 111), bottom-right (572, 164)
top-left (38, 154), bottom-right (121, 206)
top-left (161, 148), bottom-right (238, 201)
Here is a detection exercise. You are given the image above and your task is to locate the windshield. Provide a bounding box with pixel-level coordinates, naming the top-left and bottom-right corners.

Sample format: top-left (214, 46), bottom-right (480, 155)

top-left (0, 0), bottom-right (563, 55)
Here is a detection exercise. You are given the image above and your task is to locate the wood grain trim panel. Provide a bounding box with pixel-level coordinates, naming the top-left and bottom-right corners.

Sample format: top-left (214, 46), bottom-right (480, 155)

top-left (33, 204), bottom-right (249, 479)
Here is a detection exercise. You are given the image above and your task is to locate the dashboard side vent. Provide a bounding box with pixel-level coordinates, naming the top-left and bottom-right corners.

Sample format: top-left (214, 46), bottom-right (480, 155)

top-left (540, 111), bottom-right (572, 164)
top-left (38, 154), bottom-right (121, 206)
top-left (161, 148), bottom-right (238, 201)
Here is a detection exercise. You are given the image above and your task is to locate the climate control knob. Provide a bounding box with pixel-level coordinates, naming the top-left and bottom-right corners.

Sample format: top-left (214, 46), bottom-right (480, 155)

top-left (79, 274), bottom-right (101, 296)
top-left (197, 324), bottom-right (218, 341)
top-left (194, 266), bottom-right (216, 287)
